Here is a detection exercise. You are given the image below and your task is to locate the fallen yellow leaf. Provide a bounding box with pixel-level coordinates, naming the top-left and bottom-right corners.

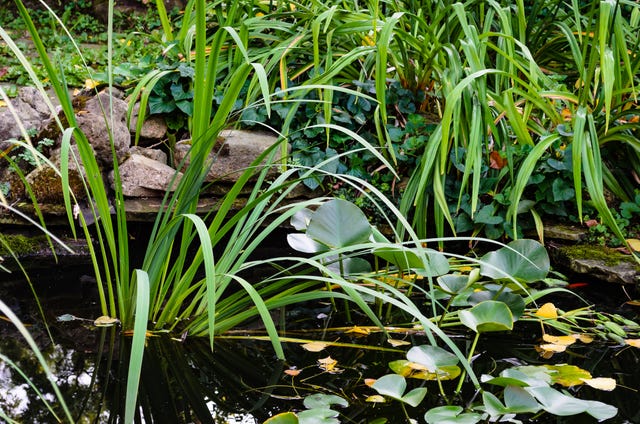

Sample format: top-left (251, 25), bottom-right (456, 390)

top-left (317, 356), bottom-right (340, 373)
top-left (387, 338), bottom-right (411, 347)
top-left (364, 378), bottom-right (377, 387)
top-left (84, 78), bottom-right (99, 90)
top-left (625, 339), bottom-right (640, 348)
top-left (539, 343), bottom-right (567, 353)
top-left (627, 239), bottom-right (640, 252)
top-left (535, 302), bottom-right (558, 319)
top-left (576, 334), bottom-right (594, 343)
top-left (302, 341), bottom-right (328, 352)
top-left (365, 395), bottom-right (386, 403)
top-left (345, 326), bottom-right (371, 336)
top-left (542, 334), bottom-right (577, 346)
top-left (0, 100), bottom-right (6, 107)
top-left (581, 377), bottom-right (616, 391)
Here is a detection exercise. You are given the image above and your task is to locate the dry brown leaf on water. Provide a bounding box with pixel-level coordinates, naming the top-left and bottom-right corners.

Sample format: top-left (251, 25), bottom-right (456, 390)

top-left (284, 368), bottom-right (301, 377)
top-left (387, 338), bottom-right (411, 347)
top-left (94, 316), bottom-right (119, 327)
top-left (625, 339), bottom-right (640, 348)
top-left (317, 356), bottom-right (340, 373)
top-left (302, 341), bottom-right (328, 352)
top-left (535, 302), bottom-right (558, 319)
top-left (581, 377), bottom-right (617, 391)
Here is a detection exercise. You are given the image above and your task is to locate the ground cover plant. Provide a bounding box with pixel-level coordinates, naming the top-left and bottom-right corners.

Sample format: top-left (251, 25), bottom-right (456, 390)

top-left (0, 0), bottom-right (639, 422)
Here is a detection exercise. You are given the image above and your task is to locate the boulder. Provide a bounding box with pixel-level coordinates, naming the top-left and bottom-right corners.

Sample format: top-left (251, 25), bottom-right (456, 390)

top-left (173, 129), bottom-right (286, 183)
top-left (0, 87), bottom-right (52, 140)
top-left (129, 103), bottom-right (168, 143)
top-left (112, 153), bottom-right (182, 197)
top-left (129, 146), bottom-right (167, 164)
top-left (74, 91), bottom-right (131, 166)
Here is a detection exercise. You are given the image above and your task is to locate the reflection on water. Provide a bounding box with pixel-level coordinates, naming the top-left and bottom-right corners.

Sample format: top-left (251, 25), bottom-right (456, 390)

top-left (1, 278), bottom-right (639, 423)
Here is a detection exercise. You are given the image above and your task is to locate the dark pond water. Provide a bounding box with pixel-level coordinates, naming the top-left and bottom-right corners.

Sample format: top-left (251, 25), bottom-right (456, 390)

top-left (1, 259), bottom-right (639, 423)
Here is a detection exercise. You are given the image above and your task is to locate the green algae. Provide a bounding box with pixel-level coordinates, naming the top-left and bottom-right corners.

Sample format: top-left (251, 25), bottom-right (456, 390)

top-left (0, 233), bottom-right (47, 256)
top-left (560, 243), bottom-right (640, 271)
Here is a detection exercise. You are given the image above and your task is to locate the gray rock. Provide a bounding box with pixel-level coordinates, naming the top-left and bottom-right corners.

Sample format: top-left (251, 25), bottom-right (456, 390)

top-left (75, 91), bottom-right (131, 166)
top-left (543, 224), bottom-right (587, 242)
top-left (129, 103), bottom-right (168, 142)
top-left (129, 146), bottom-right (167, 164)
top-left (173, 129), bottom-right (287, 183)
top-left (549, 243), bottom-right (640, 285)
top-left (0, 87), bottom-right (53, 140)
top-left (112, 153), bottom-right (182, 197)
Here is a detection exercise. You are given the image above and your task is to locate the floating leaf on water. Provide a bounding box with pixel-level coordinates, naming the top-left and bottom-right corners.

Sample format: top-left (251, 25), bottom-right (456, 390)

top-left (424, 405), bottom-right (484, 424)
top-left (284, 368), bottom-right (301, 377)
top-left (364, 378), bottom-right (377, 387)
top-left (365, 395), bottom-right (386, 403)
top-left (389, 359), bottom-right (461, 380)
top-left (480, 239), bottom-right (550, 283)
top-left (542, 334), bottom-right (577, 346)
top-left (344, 326), bottom-right (371, 336)
top-left (264, 412), bottom-right (298, 424)
top-left (304, 394), bottom-right (348, 409)
top-left (56, 314), bottom-right (77, 322)
top-left (387, 338), bottom-right (411, 347)
top-left (625, 339), bottom-right (640, 348)
top-left (537, 343), bottom-right (567, 354)
top-left (581, 377), bottom-right (616, 391)
top-left (576, 334), bottom-right (594, 343)
top-left (458, 300), bottom-right (514, 333)
top-left (317, 356), bottom-right (340, 373)
top-left (535, 302), bottom-right (558, 319)
top-left (302, 341), bottom-right (328, 352)
top-left (544, 364), bottom-right (592, 387)
top-left (94, 316), bottom-right (119, 327)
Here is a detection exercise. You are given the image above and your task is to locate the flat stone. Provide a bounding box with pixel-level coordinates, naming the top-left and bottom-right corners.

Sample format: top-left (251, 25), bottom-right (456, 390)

top-left (112, 153), bottom-right (182, 197)
top-left (543, 224), bottom-right (587, 242)
top-left (129, 103), bottom-right (168, 141)
top-left (549, 243), bottom-right (640, 285)
top-left (129, 146), bottom-right (167, 164)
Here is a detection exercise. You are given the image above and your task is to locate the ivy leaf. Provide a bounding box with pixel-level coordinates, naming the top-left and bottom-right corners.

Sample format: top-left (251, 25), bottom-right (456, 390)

top-left (551, 178), bottom-right (574, 202)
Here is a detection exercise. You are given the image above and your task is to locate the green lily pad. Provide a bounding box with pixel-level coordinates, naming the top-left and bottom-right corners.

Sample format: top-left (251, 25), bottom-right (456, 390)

top-left (264, 412), bottom-right (298, 424)
top-left (389, 360), bottom-right (461, 380)
top-left (458, 300), bottom-right (514, 333)
top-left (480, 239), bottom-right (549, 283)
top-left (424, 406), bottom-right (483, 424)
top-left (307, 199), bottom-right (372, 249)
top-left (371, 374), bottom-right (428, 407)
top-left (374, 246), bottom-right (449, 277)
top-left (406, 345), bottom-right (460, 371)
top-left (303, 394), bottom-right (348, 409)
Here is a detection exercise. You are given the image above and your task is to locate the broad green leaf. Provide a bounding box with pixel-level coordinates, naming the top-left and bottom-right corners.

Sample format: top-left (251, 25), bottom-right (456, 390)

top-left (298, 408), bottom-right (339, 424)
top-left (406, 345), bottom-right (460, 371)
top-left (480, 239), bottom-right (549, 283)
top-left (526, 386), bottom-right (618, 420)
top-left (543, 364), bottom-right (591, 387)
top-left (327, 257), bottom-right (372, 276)
top-left (307, 199), bottom-right (371, 248)
top-left (401, 387), bottom-right (428, 407)
top-left (373, 246), bottom-right (450, 277)
top-left (503, 385), bottom-right (541, 413)
top-left (458, 301), bottom-right (514, 333)
top-left (372, 374), bottom-right (406, 399)
top-left (437, 274), bottom-right (469, 294)
top-left (287, 233), bottom-right (328, 254)
top-left (467, 290), bottom-right (525, 320)
top-left (303, 394), bottom-right (348, 409)
top-left (290, 208), bottom-right (314, 231)
top-left (424, 406), bottom-right (483, 424)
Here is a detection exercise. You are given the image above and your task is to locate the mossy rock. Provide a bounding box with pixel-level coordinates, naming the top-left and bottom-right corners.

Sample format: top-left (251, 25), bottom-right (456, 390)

top-left (550, 243), bottom-right (640, 285)
top-left (0, 233), bottom-right (47, 256)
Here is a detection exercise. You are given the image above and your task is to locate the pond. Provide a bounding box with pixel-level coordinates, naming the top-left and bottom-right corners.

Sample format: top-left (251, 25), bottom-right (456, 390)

top-left (1, 267), bottom-right (639, 424)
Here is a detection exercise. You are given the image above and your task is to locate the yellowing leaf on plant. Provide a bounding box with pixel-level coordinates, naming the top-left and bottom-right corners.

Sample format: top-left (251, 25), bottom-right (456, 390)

top-left (317, 356), bottom-right (341, 373)
top-left (345, 325), bottom-right (371, 336)
top-left (626, 239), bottom-right (640, 252)
top-left (581, 377), bottom-right (616, 391)
top-left (542, 334), bottom-right (577, 346)
top-left (576, 334), bottom-right (594, 343)
top-left (545, 364), bottom-right (591, 387)
top-left (387, 338), bottom-right (411, 347)
top-left (366, 395), bottom-right (386, 403)
top-left (94, 316), bottom-right (119, 327)
top-left (302, 341), bottom-right (328, 352)
top-left (284, 368), bottom-right (301, 377)
top-left (625, 339), bottom-right (640, 348)
top-left (535, 302), bottom-right (558, 319)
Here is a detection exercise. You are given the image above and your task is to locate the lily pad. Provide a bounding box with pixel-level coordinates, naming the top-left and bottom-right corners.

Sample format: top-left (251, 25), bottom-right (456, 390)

top-left (307, 199), bottom-right (372, 249)
top-left (373, 246), bottom-right (449, 277)
top-left (458, 301), bottom-right (514, 333)
top-left (480, 239), bottom-right (549, 283)
top-left (424, 406), bottom-right (483, 424)
top-left (371, 374), bottom-right (428, 407)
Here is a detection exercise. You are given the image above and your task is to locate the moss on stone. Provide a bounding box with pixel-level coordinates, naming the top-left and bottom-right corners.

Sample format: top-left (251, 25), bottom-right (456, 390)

top-left (0, 233), bottom-right (47, 256)
top-left (560, 244), bottom-right (640, 271)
